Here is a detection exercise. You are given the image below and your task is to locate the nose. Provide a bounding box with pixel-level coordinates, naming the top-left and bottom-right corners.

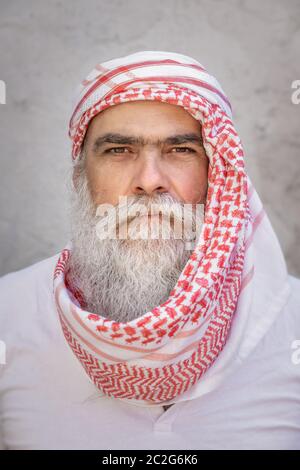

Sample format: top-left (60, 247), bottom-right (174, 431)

top-left (131, 150), bottom-right (169, 197)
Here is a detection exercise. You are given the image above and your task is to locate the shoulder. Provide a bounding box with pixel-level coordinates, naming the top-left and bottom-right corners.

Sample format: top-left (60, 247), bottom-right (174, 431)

top-left (0, 252), bottom-right (60, 331)
top-left (288, 274), bottom-right (300, 298)
top-left (262, 274), bottom-right (300, 367)
top-left (0, 252), bottom-right (60, 293)
top-left (286, 275), bottom-right (300, 323)
top-left (268, 274), bottom-right (300, 337)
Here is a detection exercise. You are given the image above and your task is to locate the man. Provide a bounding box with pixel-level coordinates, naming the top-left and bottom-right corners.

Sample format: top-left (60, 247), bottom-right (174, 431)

top-left (0, 50), bottom-right (299, 450)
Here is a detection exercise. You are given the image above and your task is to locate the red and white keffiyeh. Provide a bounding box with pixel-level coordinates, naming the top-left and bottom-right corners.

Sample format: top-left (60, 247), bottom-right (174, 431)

top-left (53, 51), bottom-right (290, 406)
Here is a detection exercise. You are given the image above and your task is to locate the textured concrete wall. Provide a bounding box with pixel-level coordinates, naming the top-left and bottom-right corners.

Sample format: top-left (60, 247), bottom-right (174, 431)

top-left (0, 0), bottom-right (299, 276)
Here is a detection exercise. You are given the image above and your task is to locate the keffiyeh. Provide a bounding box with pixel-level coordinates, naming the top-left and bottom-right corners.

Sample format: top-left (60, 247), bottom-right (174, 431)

top-left (53, 51), bottom-right (290, 406)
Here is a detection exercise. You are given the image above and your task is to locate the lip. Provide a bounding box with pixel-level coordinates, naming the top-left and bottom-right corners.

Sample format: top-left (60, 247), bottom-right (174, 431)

top-left (127, 213), bottom-right (174, 224)
top-left (137, 213), bottom-right (169, 221)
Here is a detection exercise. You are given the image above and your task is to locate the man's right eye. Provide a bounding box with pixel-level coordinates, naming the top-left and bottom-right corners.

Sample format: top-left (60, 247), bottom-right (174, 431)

top-left (105, 147), bottom-right (129, 154)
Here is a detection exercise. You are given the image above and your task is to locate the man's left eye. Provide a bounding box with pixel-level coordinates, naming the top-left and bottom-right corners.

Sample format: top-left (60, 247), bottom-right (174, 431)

top-left (172, 147), bottom-right (195, 153)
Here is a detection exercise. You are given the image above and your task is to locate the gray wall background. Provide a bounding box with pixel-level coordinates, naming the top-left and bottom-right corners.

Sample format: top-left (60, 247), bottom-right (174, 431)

top-left (0, 0), bottom-right (299, 277)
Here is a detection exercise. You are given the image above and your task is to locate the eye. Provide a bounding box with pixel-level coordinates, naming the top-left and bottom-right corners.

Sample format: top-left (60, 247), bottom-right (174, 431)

top-left (104, 147), bottom-right (129, 154)
top-left (171, 147), bottom-right (196, 153)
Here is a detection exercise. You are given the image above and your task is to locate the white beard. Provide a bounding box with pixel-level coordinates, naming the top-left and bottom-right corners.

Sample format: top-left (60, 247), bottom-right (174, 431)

top-left (67, 170), bottom-right (204, 323)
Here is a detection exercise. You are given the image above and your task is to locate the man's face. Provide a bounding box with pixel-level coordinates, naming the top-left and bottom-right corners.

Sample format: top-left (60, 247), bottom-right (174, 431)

top-left (81, 100), bottom-right (209, 207)
top-left (68, 100), bottom-right (209, 321)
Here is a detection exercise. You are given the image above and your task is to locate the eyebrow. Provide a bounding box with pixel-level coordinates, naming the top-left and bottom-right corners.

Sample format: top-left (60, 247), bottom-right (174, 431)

top-left (92, 132), bottom-right (203, 153)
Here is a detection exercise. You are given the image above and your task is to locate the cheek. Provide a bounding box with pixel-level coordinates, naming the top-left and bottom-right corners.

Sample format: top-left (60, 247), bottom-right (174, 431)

top-left (173, 163), bottom-right (208, 204)
top-left (86, 162), bottom-right (125, 206)
top-left (86, 164), bottom-right (111, 204)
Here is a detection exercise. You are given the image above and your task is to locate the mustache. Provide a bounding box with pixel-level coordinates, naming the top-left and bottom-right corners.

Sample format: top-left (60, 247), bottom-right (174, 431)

top-left (94, 193), bottom-right (204, 242)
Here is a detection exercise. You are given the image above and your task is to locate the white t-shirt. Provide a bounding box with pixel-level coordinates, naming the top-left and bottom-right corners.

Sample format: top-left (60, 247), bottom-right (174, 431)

top-left (0, 253), bottom-right (299, 450)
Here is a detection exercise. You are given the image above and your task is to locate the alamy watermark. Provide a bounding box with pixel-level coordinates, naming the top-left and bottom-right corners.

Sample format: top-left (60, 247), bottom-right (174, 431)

top-left (95, 196), bottom-right (205, 250)
top-left (291, 80), bottom-right (300, 104)
top-left (291, 339), bottom-right (300, 365)
top-left (0, 340), bottom-right (6, 365)
top-left (0, 79), bottom-right (6, 104)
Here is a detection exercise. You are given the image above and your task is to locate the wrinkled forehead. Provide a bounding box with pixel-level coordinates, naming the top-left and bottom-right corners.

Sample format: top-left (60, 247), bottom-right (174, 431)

top-left (83, 99), bottom-right (203, 144)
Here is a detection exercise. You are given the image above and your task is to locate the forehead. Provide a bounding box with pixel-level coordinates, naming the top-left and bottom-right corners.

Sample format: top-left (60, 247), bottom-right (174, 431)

top-left (86, 100), bottom-right (201, 136)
